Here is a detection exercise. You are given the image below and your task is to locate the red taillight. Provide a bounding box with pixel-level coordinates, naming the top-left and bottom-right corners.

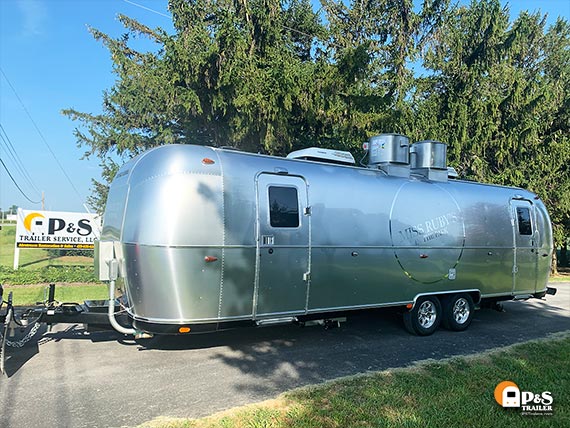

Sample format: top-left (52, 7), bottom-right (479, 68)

top-left (204, 256), bottom-right (218, 263)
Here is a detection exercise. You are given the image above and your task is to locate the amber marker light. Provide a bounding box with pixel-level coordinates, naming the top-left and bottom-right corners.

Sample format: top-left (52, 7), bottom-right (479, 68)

top-left (202, 158), bottom-right (215, 165)
top-left (406, 303), bottom-right (413, 309)
top-left (204, 256), bottom-right (218, 262)
top-left (179, 327), bottom-right (191, 334)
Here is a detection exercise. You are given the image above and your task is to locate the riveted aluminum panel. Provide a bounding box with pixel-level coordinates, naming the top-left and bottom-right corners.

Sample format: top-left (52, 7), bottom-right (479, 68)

top-left (124, 244), bottom-right (222, 322)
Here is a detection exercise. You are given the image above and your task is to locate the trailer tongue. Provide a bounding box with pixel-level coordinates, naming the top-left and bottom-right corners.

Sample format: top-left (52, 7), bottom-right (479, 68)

top-left (0, 281), bottom-right (351, 375)
top-left (0, 283), bottom-right (134, 374)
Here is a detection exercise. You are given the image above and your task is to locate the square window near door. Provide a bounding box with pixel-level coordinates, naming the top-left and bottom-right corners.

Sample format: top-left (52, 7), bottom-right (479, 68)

top-left (516, 207), bottom-right (532, 235)
top-left (269, 186), bottom-right (299, 228)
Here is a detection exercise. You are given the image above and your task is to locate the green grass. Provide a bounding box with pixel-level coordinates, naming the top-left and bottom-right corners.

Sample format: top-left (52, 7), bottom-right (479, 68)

top-left (139, 334), bottom-right (570, 428)
top-left (0, 265), bottom-right (97, 285)
top-left (4, 284), bottom-right (108, 306)
top-left (0, 225), bottom-right (96, 284)
top-left (0, 225), bottom-right (93, 269)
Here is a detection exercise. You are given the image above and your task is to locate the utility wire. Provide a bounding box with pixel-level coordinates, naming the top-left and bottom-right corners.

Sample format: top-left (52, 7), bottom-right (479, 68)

top-left (0, 67), bottom-right (84, 203)
top-left (122, 0), bottom-right (342, 48)
top-left (0, 157), bottom-right (41, 204)
top-left (123, 0), bottom-right (170, 18)
top-left (0, 123), bottom-right (41, 194)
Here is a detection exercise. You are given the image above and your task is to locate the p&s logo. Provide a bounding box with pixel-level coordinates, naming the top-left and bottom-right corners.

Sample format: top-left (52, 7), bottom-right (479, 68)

top-left (494, 381), bottom-right (553, 416)
top-left (16, 209), bottom-right (100, 250)
top-left (23, 212), bottom-right (93, 236)
top-left (494, 381), bottom-right (521, 407)
top-left (23, 212), bottom-right (45, 232)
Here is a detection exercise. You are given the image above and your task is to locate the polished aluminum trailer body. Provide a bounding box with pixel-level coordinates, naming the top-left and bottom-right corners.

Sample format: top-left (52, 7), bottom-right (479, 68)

top-left (98, 143), bottom-right (552, 332)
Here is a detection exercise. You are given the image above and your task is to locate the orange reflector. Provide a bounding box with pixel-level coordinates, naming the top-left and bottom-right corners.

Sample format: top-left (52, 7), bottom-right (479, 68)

top-left (406, 303), bottom-right (413, 309)
top-left (204, 256), bottom-right (218, 262)
top-left (202, 158), bottom-right (215, 165)
top-left (179, 327), bottom-right (191, 334)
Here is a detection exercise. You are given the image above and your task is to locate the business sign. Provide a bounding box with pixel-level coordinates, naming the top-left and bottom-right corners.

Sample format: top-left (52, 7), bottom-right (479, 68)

top-left (15, 208), bottom-right (100, 250)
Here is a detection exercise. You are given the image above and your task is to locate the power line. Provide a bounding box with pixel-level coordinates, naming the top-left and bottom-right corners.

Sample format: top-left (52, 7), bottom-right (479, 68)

top-left (123, 0), bottom-right (343, 50)
top-left (0, 67), bottom-right (84, 203)
top-left (123, 0), bottom-right (170, 18)
top-left (0, 157), bottom-right (41, 204)
top-left (0, 123), bottom-right (41, 194)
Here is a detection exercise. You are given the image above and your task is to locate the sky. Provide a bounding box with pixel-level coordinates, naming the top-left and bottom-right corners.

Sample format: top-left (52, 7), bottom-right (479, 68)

top-left (0, 0), bottom-right (569, 214)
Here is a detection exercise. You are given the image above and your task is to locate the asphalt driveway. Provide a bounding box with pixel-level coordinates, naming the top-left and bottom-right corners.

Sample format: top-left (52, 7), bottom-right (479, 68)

top-left (1, 282), bottom-right (569, 428)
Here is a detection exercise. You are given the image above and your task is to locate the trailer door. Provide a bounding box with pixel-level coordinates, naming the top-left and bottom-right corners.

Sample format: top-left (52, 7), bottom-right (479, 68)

top-left (511, 199), bottom-right (538, 294)
top-left (255, 174), bottom-right (310, 317)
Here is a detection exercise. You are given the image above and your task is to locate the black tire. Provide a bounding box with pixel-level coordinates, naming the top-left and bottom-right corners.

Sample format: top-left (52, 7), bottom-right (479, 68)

top-left (441, 293), bottom-right (474, 331)
top-left (403, 296), bottom-right (442, 336)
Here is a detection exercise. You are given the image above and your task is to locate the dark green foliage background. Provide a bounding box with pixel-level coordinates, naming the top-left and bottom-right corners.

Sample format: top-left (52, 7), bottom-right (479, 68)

top-left (64, 0), bottom-right (569, 247)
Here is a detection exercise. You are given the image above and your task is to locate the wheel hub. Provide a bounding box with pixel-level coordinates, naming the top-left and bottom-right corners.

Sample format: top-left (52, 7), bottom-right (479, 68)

top-left (418, 301), bottom-right (437, 328)
top-left (453, 298), bottom-right (470, 324)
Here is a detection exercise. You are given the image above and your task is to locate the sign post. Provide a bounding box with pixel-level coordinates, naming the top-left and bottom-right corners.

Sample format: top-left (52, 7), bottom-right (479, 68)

top-left (14, 208), bottom-right (101, 270)
top-left (13, 243), bottom-right (20, 270)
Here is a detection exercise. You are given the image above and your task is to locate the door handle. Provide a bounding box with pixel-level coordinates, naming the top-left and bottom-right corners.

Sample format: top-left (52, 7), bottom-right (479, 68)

top-left (262, 235), bottom-right (274, 245)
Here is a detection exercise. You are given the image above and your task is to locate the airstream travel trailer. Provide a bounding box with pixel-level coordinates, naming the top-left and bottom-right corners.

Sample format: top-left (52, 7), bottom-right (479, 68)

top-left (91, 134), bottom-right (554, 337)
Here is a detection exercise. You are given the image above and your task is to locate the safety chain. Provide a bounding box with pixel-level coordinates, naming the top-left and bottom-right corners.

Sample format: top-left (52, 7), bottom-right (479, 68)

top-left (0, 322), bottom-right (42, 348)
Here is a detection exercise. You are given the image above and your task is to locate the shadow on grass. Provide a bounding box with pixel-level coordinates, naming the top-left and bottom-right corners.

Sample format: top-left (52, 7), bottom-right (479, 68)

top-left (20, 257), bottom-right (55, 268)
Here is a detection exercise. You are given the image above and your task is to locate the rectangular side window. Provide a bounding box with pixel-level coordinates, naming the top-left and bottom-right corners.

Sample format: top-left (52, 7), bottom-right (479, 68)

top-left (516, 207), bottom-right (532, 235)
top-left (269, 186), bottom-right (299, 228)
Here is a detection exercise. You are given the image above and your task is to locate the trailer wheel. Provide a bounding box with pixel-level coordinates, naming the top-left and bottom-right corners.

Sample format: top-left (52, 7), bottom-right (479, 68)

top-left (403, 296), bottom-right (442, 336)
top-left (442, 294), bottom-right (474, 331)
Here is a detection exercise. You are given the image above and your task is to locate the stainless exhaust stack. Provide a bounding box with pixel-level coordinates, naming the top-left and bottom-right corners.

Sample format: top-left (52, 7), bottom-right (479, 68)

top-left (366, 134), bottom-right (411, 178)
top-left (410, 140), bottom-right (449, 182)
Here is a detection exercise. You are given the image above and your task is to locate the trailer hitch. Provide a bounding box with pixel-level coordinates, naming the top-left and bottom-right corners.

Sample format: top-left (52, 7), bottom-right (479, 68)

top-left (1, 282), bottom-right (136, 375)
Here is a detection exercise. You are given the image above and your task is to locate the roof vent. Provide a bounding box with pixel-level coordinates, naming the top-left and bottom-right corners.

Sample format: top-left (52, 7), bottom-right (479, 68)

top-left (410, 140), bottom-right (448, 181)
top-left (287, 148), bottom-right (356, 165)
top-left (447, 167), bottom-right (459, 179)
top-left (365, 134), bottom-right (410, 177)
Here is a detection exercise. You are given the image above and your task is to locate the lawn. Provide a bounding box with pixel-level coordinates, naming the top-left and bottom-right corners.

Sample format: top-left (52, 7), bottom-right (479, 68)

top-left (0, 225), bottom-right (96, 285)
top-left (3, 283), bottom-right (108, 306)
top-left (0, 225), bottom-right (93, 269)
top-left (139, 333), bottom-right (570, 428)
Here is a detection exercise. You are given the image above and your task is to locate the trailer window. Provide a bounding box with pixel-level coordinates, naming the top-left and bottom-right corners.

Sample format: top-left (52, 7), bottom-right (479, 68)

top-left (516, 207), bottom-right (532, 235)
top-left (269, 186), bottom-right (299, 228)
